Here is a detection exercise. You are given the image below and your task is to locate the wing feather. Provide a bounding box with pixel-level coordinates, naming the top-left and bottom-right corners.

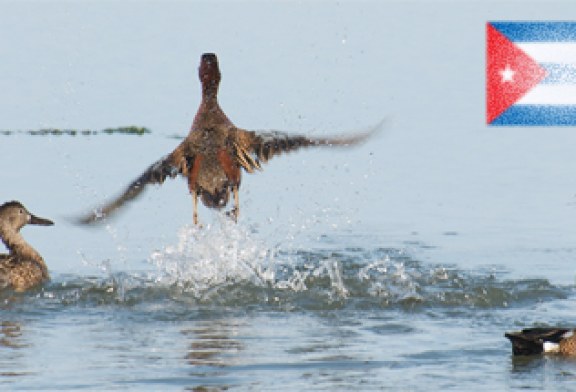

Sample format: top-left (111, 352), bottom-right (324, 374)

top-left (77, 148), bottom-right (186, 224)
top-left (232, 119), bottom-right (383, 172)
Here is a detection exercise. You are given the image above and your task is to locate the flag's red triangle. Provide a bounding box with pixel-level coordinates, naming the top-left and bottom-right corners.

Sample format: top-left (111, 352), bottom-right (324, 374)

top-left (486, 23), bottom-right (547, 124)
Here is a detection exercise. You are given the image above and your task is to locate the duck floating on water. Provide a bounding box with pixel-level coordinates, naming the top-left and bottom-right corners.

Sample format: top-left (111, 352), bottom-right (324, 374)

top-left (505, 328), bottom-right (576, 355)
top-left (0, 201), bottom-right (54, 292)
top-left (78, 53), bottom-right (381, 225)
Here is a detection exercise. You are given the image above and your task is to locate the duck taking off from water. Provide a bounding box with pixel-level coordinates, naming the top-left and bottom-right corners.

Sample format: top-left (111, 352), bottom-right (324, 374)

top-left (78, 53), bottom-right (381, 225)
top-left (0, 201), bottom-right (54, 292)
top-left (505, 328), bottom-right (576, 356)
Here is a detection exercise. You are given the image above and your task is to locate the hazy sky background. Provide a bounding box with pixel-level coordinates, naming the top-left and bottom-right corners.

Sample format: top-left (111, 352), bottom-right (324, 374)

top-left (2, 1), bottom-right (576, 282)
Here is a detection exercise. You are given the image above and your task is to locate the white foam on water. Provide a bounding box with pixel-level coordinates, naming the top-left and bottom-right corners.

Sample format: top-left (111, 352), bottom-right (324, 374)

top-left (358, 256), bottom-right (426, 304)
top-left (149, 216), bottom-right (279, 297)
top-left (148, 215), bottom-right (354, 301)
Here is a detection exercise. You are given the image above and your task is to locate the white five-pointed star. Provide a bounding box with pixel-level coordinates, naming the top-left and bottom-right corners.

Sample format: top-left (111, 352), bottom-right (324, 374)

top-left (499, 64), bottom-right (516, 83)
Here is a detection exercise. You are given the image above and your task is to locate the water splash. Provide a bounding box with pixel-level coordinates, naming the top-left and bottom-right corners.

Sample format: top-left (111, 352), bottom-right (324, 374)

top-left (17, 222), bottom-right (571, 312)
top-left (144, 221), bottom-right (570, 310)
top-left (148, 218), bottom-right (354, 305)
top-left (149, 218), bottom-right (278, 298)
top-left (358, 256), bottom-right (423, 304)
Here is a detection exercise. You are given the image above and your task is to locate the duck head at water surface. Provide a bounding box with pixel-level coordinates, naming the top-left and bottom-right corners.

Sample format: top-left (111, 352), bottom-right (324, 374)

top-left (0, 201), bottom-right (54, 292)
top-left (77, 53), bottom-right (382, 226)
top-left (505, 327), bottom-right (576, 356)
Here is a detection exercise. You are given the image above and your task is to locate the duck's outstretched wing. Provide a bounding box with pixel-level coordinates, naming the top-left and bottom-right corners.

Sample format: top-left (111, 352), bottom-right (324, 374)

top-left (76, 147), bottom-right (187, 225)
top-left (231, 119), bottom-right (384, 173)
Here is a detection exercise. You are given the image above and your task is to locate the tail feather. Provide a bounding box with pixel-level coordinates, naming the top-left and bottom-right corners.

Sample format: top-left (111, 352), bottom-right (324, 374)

top-left (505, 332), bottom-right (545, 355)
top-left (505, 328), bottom-right (570, 355)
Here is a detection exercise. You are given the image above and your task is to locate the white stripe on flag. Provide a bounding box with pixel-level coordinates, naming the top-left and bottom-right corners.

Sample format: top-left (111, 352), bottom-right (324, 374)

top-left (518, 42), bottom-right (576, 64)
top-left (517, 84), bottom-right (576, 105)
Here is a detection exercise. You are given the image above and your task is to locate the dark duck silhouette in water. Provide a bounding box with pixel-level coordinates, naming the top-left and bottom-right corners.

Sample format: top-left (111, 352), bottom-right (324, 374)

top-left (0, 201), bottom-right (54, 291)
top-left (78, 53), bottom-right (380, 225)
top-left (505, 328), bottom-right (576, 355)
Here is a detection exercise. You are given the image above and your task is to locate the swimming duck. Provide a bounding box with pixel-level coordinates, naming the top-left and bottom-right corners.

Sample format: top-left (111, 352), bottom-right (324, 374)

top-left (505, 328), bottom-right (576, 355)
top-left (78, 53), bottom-right (380, 225)
top-left (0, 201), bottom-right (54, 291)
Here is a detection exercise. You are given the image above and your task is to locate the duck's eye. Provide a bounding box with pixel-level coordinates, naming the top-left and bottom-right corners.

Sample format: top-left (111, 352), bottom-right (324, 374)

top-left (19, 209), bottom-right (24, 215)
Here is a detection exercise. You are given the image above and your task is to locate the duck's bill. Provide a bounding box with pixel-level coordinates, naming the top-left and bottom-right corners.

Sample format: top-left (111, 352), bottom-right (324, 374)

top-left (29, 214), bottom-right (54, 226)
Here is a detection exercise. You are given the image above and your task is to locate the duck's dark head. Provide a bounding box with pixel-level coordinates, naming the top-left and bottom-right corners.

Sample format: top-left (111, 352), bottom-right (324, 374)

top-left (199, 53), bottom-right (221, 98)
top-left (0, 201), bottom-right (54, 232)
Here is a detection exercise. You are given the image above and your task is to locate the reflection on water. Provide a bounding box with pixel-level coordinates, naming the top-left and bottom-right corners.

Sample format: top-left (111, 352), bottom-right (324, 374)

top-left (508, 354), bottom-right (576, 389)
top-left (0, 321), bottom-right (26, 349)
top-left (183, 319), bottom-right (245, 391)
top-left (0, 321), bottom-right (34, 381)
top-left (184, 321), bottom-right (244, 368)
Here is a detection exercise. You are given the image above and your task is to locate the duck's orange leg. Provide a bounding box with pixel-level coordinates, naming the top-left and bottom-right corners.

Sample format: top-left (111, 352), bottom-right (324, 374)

top-left (187, 155), bottom-right (203, 225)
top-left (232, 185), bottom-right (239, 222)
top-left (192, 191), bottom-right (199, 226)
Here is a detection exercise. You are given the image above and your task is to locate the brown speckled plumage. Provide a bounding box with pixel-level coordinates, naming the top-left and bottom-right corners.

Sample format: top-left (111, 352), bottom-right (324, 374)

top-left (0, 201), bottom-right (53, 292)
top-left (78, 53), bottom-right (381, 225)
top-left (505, 328), bottom-right (576, 356)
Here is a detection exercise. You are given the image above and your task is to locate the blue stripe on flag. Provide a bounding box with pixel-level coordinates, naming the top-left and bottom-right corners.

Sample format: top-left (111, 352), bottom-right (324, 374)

top-left (491, 105), bottom-right (576, 126)
top-left (541, 63), bottom-right (576, 84)
top-left (491, 22), bottom-right (576, 42)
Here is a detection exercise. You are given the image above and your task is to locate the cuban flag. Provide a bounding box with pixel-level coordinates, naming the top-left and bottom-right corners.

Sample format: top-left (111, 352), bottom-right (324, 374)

top-left (487, 22), bottom-right (576, 125)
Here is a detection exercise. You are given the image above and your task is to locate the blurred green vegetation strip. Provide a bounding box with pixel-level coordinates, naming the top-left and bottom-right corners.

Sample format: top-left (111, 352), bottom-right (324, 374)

top-left (0, 126), bottom-right (151, 136)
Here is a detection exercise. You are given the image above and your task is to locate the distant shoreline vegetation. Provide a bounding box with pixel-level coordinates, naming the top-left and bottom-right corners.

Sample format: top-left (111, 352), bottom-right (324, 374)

top-left (0, 126), bottom-right (151, 136)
